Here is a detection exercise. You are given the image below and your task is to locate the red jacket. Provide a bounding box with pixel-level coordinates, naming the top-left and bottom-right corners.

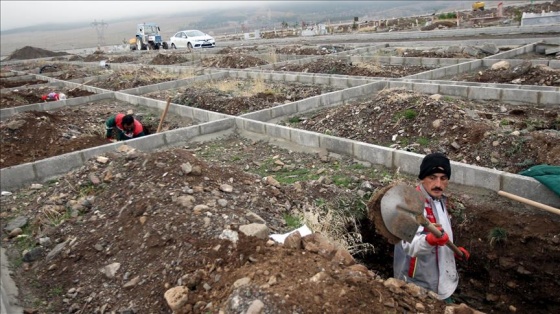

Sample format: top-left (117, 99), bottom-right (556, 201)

top-left (106, 113), bottom-right (144, 139)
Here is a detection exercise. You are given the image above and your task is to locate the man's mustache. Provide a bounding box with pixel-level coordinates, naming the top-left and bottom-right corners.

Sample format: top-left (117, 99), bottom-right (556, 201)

top-left (431, 187), bottom-right (443, 192)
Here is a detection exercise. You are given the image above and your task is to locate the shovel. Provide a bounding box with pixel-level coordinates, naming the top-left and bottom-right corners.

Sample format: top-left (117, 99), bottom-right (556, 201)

top-left (380, 183), bottom-right (465, 258)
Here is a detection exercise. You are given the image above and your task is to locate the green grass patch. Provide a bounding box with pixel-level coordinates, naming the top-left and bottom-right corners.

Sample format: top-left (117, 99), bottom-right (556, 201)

top-left (252, 159), bottom-right (321, 184)
top-left (50, 286), bottom-right (64, 297)
top-left (400, 138), bottom-right (410, 146)
top-left (46, 179), bottom-right (59, 186)
top-left (11, 257), bottom-right (24, 268)
top-left (14, 234), bottom-right (35, 252)
top-left (417, 137), bottom-right (430, 146)
top-left (78, 183), bottom-right (101, 198)
top-left (488, 227), bottom-right (508, 247)
top-left (274, 168), bottom-right (319, 184)
top-left (283, 213), bottom-right (303, 229)
top-left (332, 175), bottom-right (352, 188)
top-left (505, 138), bottom-right (526, 157)
top-left (393, 109), bottom-right (417, 122)
top-left (350, 163), bottom-right (366, 170)
top-left (288, 116), bottom-right (301, 123)
top-left (314, 198), bottom-right (326, 207)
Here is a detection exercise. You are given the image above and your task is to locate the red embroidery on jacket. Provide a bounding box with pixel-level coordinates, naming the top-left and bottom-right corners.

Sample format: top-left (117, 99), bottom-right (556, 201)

top-left (408, 186), bottom-right (438, 279)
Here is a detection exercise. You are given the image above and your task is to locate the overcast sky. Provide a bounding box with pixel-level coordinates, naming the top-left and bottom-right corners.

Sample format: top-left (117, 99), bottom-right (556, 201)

top-left (1, 1), bottom-right (254, 31)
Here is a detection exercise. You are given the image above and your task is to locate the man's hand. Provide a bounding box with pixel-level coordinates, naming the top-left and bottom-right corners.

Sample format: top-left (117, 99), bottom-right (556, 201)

top-left (455, 247), bottom-right (470, 261)
top-left (426, 228), bottom-right (449, 246)
top-left (107, 136), bottom-right (115, 143)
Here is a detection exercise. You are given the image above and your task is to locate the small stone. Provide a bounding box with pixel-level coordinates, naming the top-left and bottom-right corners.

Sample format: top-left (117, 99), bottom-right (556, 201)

top-left (123, 276), bottom-right (140, 289)
top-left (246, 299), bottom-right (264, 314)
top-left (486, 293), bottom-right (499, 302)
top-left (429, 94), bottom-right (442, 101)
top-left (96, 156), bottom-right (109, 164)
top-left (164, 286), bottom-right (189, 312)
top-left (219, 184), bottom-right (233, 193)
top-left (8, 228), bottom-right (23, 238)
top-left (233, 277), bottom-right (251, 288)
top-left (100, 262), bottom-right (121, 279)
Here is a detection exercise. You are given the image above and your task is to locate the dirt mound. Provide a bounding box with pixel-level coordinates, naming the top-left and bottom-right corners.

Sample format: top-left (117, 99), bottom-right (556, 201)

top-left (83, 51), bottom-right (107, 62)
top-left (2, 133), bottom-right (559, 314)
top-left (276, 58), bottom-right (431, 78)
top-left (149, 53), bottom-right (189, 65)
top-left (0, 111), bottom-right (108, 167)
top-left (275, 45), bottom-right (332, 55)
top-left (285, 88), bottom-right (560, 174)
top-left (0, 99), bottom-right (192, 168)
top-left (89, 67), bottom-right (183, 91)
top-left (6, 46), bottom-right (69, 60)
top-left (217, 46), bottom-right (260, 54)
top-left (421, 20), bottom-right (458, 31)
top-left (171, 81), bottom-right (336, 115)
top-left (201, 54), bottom-right (268, 68)
top-left (399, 48), bottom-right (473, 59)
top-left (68, 55), bottom-right (84, 61)
top-left (0, 78), bottom-right (48, 89)
top-left (458, 61), bottom-right (560, 86)
top-left (110, 56), bottom-right (135, 63)
top-left (0, 144), bottom-right (454, 314)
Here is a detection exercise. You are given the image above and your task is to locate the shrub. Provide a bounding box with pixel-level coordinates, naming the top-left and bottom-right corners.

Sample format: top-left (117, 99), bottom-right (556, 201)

top-left (488, 227), bottom-right (508, 246)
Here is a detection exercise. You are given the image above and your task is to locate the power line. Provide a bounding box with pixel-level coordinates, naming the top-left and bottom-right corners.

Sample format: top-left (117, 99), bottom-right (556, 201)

top-left (91, 19), bottom-right (109, 48)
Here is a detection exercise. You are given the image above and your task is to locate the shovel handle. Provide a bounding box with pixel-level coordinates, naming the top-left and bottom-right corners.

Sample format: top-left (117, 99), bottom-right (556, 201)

top-left (498, 191), bottom-right (560, 216)
top-left (416, 215), bottom-right (465, 258)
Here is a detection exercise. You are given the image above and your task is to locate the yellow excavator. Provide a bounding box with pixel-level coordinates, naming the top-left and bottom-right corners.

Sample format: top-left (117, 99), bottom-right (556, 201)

top-left (128, 37), bottom-right (138, 50)
top-left (472, 1), bottom-right (485, 11)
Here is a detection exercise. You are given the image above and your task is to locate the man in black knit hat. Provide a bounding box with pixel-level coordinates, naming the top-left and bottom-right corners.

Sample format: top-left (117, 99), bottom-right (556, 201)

top-left (393, 152), bottom-right (470, 303)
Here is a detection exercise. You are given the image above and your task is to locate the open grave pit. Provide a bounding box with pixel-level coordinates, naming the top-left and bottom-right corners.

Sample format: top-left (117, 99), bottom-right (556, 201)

top-left (86, 67), bottom-right (196, 91)
top-left (275, 57), bottom-right (433, 77)
top-left (0, 98), bottom-right (194, 168)
top-left (143, 78), bottom-right (341, 115)
top-left (0, 77), bottom-right (49, 89)
top-left (0, 85), bottom-right (95, 109)
top-left (200, 53), bottom-right (269, 68)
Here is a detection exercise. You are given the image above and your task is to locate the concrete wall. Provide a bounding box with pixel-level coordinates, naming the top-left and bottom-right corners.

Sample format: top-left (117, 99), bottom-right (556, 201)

top-left (521, 11), bottom-right (560, 26)
top-left (2, 39), bottom-right (559, 208)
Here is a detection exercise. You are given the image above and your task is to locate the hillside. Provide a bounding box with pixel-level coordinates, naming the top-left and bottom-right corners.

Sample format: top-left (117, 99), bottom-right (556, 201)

top-left (0, 1), bottom-right (515, 56)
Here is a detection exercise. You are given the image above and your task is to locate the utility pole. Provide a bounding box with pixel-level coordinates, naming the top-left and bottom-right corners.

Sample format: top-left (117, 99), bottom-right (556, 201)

top-left (91, 19), bottom-right (108, 49)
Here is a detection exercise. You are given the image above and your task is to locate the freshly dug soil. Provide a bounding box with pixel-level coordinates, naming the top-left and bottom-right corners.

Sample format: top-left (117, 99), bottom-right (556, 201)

top-left (5, 46), bottom-right (69, 60)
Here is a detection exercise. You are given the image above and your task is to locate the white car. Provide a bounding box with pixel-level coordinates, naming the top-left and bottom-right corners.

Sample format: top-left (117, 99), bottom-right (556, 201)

top-left (169, 30), bottom-right (215, 50)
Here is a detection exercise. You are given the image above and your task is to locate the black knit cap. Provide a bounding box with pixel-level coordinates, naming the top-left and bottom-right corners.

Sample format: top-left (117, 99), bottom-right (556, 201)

top-left (418, 152), bottom-right (451, 180)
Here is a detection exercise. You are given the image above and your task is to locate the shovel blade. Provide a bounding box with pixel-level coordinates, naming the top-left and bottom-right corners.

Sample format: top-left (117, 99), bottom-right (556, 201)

top-left (380, 184), bottom-right (425, 243)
